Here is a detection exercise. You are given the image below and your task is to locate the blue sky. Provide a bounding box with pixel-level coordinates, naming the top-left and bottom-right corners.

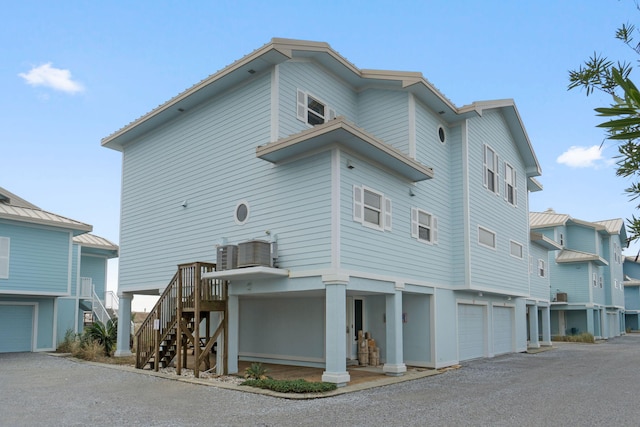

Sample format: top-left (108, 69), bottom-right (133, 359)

top-left (2, 1), bottom-right (638, 309)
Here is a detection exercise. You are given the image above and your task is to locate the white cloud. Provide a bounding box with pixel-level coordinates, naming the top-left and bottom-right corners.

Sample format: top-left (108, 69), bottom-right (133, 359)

top-left (18, 63), bottom-right (84, 94)
top-left (556, 145), bottom-right (605, 168)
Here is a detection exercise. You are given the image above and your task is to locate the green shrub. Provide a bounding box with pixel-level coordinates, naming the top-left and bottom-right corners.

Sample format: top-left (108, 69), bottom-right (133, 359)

top-left (244, 362), bottom-right (269, 380)
top-left (551, 332), bottom-right (595, 343)
top-left (241, 378), bottom-right (337, 393)
top-left (84, 319), bottom-right (118, 356)
top-left (57, 329), bottom-right (79, 353)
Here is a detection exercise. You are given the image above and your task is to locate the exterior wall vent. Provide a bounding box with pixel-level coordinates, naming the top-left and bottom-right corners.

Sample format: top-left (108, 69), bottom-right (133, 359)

top-left (556, 292), bottom-right (568, 302)
top-left (237, 240), bottom-right (272, 268)
top-left (216, 245), bottom-right (238, 271)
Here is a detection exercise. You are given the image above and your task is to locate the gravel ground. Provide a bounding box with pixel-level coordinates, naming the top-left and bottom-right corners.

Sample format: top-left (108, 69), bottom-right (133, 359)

top-left (2, 335), bottom-right (640, 426)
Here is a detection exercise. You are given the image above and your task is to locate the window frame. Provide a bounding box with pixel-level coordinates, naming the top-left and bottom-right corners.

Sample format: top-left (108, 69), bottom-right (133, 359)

top-left (297, 89), bottom-right (336, 126)
top-left (0, 237), bottom-right (9, 279)
top-left (483, 144), bottom-right (499, 195)
top-left (538, 259), bottom-right (546, 278)
top-left (234, 201), bottom-right (250, 225)
top-left (509, 240), bottom-right (523, 259)
top-left (478, 226), bottom-right (497, 249)
top-left (504, 162), bottom-right (517, 206)
top-left (411, 207), bottom-right (438, 244)
top-left (353, 185), bottom-right (391, 231)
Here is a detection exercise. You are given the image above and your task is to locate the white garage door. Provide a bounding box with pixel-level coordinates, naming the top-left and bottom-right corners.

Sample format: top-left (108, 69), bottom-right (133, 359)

top-left (607, 313), bottom-right (618, 338)
top-left (458, 304), bottom-right (485, 361)
top-left (0, 305), bottom-right (34, 353)
top-left (493, 306), bottom-right (514, 355)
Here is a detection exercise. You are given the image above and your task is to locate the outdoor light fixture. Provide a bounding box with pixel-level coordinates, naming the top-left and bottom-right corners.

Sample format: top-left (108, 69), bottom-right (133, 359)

top-left (347, 160), bottom-right (355, 169)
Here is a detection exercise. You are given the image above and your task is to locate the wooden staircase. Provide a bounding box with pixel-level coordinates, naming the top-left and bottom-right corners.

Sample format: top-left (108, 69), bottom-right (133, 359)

top-left (135, 262), bottom-right (228, 378)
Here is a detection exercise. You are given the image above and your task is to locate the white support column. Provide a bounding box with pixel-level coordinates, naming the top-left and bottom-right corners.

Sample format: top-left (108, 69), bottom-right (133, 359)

top-left (322, 280), bottom-right (350, 386)
top-left (227, 295), bottom-right (239, 374)
top-left (540, 305), bottom-right (552, 346)
top-left (528, 304), bottom-right (540, 349)
top-left (114, 292), bottom-right (133, 357)
top-left (383, 289), bottom-right (406, 376)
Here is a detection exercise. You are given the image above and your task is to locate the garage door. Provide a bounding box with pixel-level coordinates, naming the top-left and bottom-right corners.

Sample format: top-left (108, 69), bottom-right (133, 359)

top-left (458, 304), bottom-right (485, 361)
top-left (0, 305), bottom-right (34, 352)
top-left (493, 306), bottom-right (514, 355)
top-left (607, 313), bottom-right (618, 338)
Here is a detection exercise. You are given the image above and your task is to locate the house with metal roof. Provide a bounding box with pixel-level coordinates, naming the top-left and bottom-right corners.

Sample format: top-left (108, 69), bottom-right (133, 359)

top-left (530, 210), bottom-right (626, 339)
top-left (104, 38), bottom-right (544, 385)
top-left (623, 256), bottom-right (640, 330)
top-left (0, 186), bottom-right (118, 353)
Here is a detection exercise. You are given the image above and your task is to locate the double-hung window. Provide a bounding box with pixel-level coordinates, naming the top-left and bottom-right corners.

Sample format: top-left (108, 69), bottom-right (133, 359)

top-left (538, 259), bottom-right (546, 277)
top-left (411, 208), bottom-right (438, 244)
top-left (353, 185), bottom-right (391, 231)
top-left (483, 145), bottom-right (499, 194)
top-left (297, 89), bottom-right (336, 126)
top-left (592, 273), bottom-right (597, 287)
top-left (504, 163), bottom-right (517, 206)
top-left (0, 237), bottom-right (9, 279)
top-left (510, 240), bottom-right (523, 258)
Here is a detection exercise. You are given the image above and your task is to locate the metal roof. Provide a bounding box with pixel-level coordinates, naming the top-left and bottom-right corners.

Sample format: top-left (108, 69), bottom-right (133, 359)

top-left (530, 210), bottom-right (622, 235)
top-left (256, 117), bottom-right (434, 182)
top-left (530, 231), bottom-right (562, 250)
top-left (0, 202), bottom-right (92, 235)
top-left (0, 186), bottom-right (40, 209)
top-left (101, 38), bottom-right (541, 180)
top-left (556, 249), bottom-right (608, 266)
top-left (73, 233), bottom-right (119, 253)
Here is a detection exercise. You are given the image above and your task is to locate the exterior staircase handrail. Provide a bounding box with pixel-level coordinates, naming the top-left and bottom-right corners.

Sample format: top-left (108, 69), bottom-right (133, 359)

top-left (92, 287), bottom-right (113, 325)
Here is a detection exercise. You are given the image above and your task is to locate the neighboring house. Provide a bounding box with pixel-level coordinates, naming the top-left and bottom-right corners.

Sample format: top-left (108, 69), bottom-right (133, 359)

top-left (103, 38), bottom-right (544, 385)
top-left (623, 256), bottom-right (640, 331)
top-left (0, 186), bottom-right (118, 353)
top-left (530, 210), bottom-right (626, 339)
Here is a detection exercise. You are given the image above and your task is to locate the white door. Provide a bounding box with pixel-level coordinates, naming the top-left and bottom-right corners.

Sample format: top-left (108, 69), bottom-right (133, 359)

top-left (493, 306), bottom-right (514, 355)
top-left (458, 304), bottom-right (485, 361)
top-left (0, 305), bottom-right (34, 353)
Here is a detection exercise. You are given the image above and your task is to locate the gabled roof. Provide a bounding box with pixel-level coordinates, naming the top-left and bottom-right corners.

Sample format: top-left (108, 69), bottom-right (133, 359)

top-left (530, 231), bottom-right (562, 251)
top-left (101, 38), bottom-right (541, 180)
top-left (0, 202), bottom-right (92, 235)
top-left (256, 117), bottom-right (434, 182)
top-left (73, 233), bottom-right (119, 257)
top-left (556, 249), bottom-right (608, 266)
top-left (0, 186), bottom-right (39, 209)
top-left (530, 209), bottom-right (619, 235)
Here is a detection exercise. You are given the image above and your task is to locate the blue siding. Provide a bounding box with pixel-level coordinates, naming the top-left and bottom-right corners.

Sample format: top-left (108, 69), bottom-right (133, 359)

top-left (566, 225), bottom-right (596, 253)
top-left (466, 111), bottom-right (530, 294)
top-left (357, 89), bottom-right (409, 153)
top-left (529, 243), bottom-right (551, 300)
top-left (80, 255), bottom-right (107, 297)
top-left (0, 222), bottom-right (71, 295)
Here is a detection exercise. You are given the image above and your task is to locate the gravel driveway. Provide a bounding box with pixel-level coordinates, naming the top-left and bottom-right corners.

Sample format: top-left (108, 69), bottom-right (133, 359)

top-left (2, 335), bottom-right (640, 426)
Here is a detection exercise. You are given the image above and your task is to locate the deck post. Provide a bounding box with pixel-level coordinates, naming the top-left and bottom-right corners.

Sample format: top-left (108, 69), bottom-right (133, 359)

top-left (114, 292), bottom-right (133, 357)
top-left (194, 263), bottom-right (201, 378)
top-left (322, 278), bottom-right (350, 386)
top-left (383, 288), bottom-right (406, 376)
top-left (176, 266), bottom-right (183, 375)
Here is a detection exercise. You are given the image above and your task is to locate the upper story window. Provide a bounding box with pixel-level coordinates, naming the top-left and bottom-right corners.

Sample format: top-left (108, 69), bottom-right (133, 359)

top-left (297, 89), bottom-right (335, 126)
top-left (478, 226), bottom-right (496, 249)
top-left (483, 145), bottom-right (499, 194)
top-left (559, 233), bottom-right (564, 246)
top-left (0, 237), bottom-right (9, 279)
top-left (538, 259), bottom-right (546, 277)
top-left (353, 185), bottom-right (391, 231)
top-left (411, 208), bottom-right (438, 244)
top-left (592, 272), bottom-right (598, 287)
top-left (234, 201), bottom-right (250, 225)
top-left (599, 276), bottom-right (603, 288)
top-left (510, 240), bottom-right (523, 258)
top-left (529, 255), bottom-right (534, 274)
top-left (504, 163), bottom-right (517, 206)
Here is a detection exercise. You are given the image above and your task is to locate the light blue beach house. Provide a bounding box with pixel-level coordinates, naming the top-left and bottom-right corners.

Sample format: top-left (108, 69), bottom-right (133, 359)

top-left (530, 210), bottom-right (626, 339)
top-left (0, 186), bottom-right (118, 353)
top-left (104, 38), bottom-right (545, 385)
top-left (623, 256), bottom-right (640, 330)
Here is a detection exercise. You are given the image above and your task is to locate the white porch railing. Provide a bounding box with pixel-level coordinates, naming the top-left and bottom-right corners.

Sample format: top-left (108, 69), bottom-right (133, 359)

top-left (92, 287), bottom-right (113, 325)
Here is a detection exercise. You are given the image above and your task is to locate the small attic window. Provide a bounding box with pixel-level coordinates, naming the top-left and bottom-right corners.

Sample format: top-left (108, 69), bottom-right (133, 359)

top-left (297, 89), bottom-right (336, 126)
top-left (437, 126), bottom-right (446, 143)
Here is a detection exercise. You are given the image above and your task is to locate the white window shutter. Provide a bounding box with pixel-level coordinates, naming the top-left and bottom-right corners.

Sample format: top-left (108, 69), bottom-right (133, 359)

top-left (0, 237), bottom-right (9, 279)
top-left (353, 185), bottom-right (363, 223)
top-left (483, 146), bottom-right (488, 188)
top-left (411, 208), bottom-right (419, 238)
top-left (513, 169), bottom-right (518, 207)
top-left (432, 216), bottom-right (438, 244)
top-left (384, 197), bottom-right (392, 231)
top-left (495, 155), bottom-right (500, 195)
top-left (296, 89), bottom-right (306, 122)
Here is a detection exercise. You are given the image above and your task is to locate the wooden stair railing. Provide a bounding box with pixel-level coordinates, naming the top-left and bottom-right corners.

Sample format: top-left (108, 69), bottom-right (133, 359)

top-left (135, 262), bottom-right (225, 378)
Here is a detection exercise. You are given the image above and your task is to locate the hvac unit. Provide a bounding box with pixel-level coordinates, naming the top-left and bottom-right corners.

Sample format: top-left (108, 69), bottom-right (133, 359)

top-left (216, 245), bottom-right (238, 271)
top-left (237, 240), bottom-right (272, 268)
top-left (556, 292), bottom-right (568, 302)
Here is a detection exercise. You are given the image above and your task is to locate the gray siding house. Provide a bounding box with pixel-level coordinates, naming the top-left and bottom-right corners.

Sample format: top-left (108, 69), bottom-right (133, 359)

top-left (104, 38), bottom-right (544, 385)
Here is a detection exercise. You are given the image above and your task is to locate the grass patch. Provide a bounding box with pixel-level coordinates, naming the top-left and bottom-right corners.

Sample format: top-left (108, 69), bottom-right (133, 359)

top-left (241, 378), bottom-right (337, 394)
top-left (551, 332), bottom-right (595, 343)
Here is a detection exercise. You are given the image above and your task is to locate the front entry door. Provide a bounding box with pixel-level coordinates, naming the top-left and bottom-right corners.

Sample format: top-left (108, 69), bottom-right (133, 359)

top-left (346, 297), bottom-right (364, 359)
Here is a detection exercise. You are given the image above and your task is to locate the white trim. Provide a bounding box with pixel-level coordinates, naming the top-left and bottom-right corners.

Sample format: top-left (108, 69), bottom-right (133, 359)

top-left (408, 94), bottom-right (416, 159)
top-left (504, 162), bottom-right (517, 207)
top-left (0, 301), bottom-right (37, 352)
top-left (67, 232), bottom-right (73, 295)
top-left (0, 236), bottom-right (9, 279)
top-left (0, 289), bottom-right (70, 296)
top-left (483, 144), bottom-right (499, 195)
top-left (509, 240), bottom-right (523, 259)
top-left (270, 65), bottom-right (279, 142)
top-left (331, 149), bottom-right (341, 269)
top-left (437, 125), bottom-right (446, 144)
top-left (538, 259), bottom-right (546, 278)
top-left (462, 120), bottom-right (471, 287)
top-left (411, 207), bottom-right (437, 244)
